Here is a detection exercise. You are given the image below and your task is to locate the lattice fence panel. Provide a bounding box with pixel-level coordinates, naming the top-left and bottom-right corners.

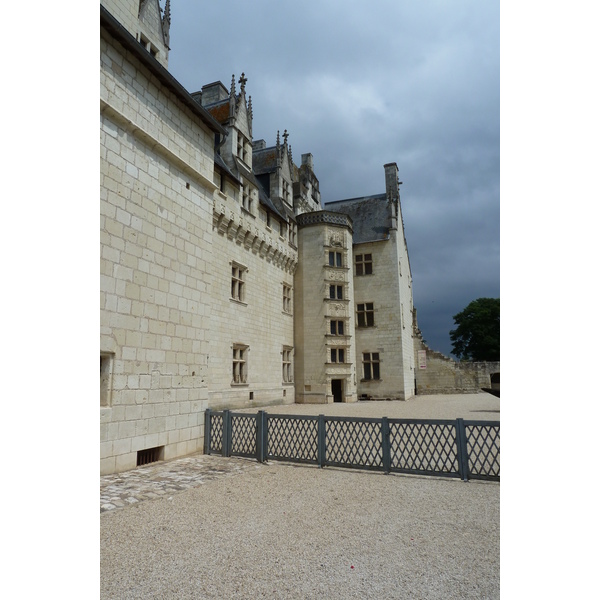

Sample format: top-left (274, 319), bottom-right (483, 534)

top-left (267, 417), bottom-right (318, 462)
top-left (231, 414), bottom-right (257, 457)
top-left (210, 413), bottom-right (223, 454)
top-left (390, 421), bottom-right (459, 474)
top-left (465, 424), bottom-right (500, 478)
top-left (326, 419), bottom-right (383, 468)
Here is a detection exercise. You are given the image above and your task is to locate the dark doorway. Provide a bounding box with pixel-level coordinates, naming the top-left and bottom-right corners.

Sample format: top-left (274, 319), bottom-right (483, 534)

top-left (332, 379), bottom-right (343, 403)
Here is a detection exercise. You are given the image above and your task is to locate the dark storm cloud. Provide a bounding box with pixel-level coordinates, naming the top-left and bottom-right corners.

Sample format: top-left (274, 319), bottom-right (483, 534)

top-left (169, 0), bottom-right (499, 357)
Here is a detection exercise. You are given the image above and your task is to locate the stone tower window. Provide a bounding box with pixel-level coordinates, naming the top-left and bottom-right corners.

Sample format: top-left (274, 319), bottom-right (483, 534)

top-left (330, 348), bottom-right (345, 363)
top-left (329, 251), bottom-right (343, 267)
top-left (357, 303), bottom-right (375, 327)
top-left (330, 320), bottom-right (345, 336)
top-left (355, 254), bottom-right (373, 276)
top-left (362, 352), bottom-right (380, 380)
top-left (329, 285), bottom-right (343, 300)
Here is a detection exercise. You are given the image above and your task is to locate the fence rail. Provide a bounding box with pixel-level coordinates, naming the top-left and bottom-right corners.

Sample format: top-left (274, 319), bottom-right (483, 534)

top-left (204, 409), bottom-right (499, 482)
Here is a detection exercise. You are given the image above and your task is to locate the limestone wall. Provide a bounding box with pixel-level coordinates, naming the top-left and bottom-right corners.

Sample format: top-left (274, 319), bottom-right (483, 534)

top-left (353, 234), bottom-right (414, 400)
top-left (208, 189), bottom-right (297, 410)
top-left (295, 215), bottom-right (357, 403)
top-left (100, 30), bottom-right (217, 475)
top-left (413, 322), bottom-right (499, 395)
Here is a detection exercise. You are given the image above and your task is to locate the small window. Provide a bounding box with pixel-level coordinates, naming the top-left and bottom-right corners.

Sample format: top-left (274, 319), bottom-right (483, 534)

top-left (363, 352), bottom-right (380, 380)
top-left (242, 184), bottom-right (252, 213)
top-left (330, 348), bottom-right (345, 363)
top-left (231, 264), bottom-right (246, 302)
top-left (283, 284), bottom-right (292, 313)
top-left (282, 347), bottom-right (293, 383)
top-left (233, 345), bottom-right (248, 384)
top-left (357, 302), bottom-right (375, 327)
top-left (329, 285), bottom-right (343, 300)
top-left (100, 353), bottom-right (113, 407)
top-left (330, 320), bottom-right (345, 336)
top-left (355, 254), bottom-right (373, 276)
top-left (289, 223), bottom-right (297, 247)
top-left (329, 251), bottom-right (342, 267)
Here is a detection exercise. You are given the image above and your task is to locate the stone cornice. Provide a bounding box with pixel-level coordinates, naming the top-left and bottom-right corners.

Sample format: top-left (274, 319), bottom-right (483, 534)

top-left (296, 210), bottom-right (353, 231)
top-left (213, 200), bottom-right (298, 274)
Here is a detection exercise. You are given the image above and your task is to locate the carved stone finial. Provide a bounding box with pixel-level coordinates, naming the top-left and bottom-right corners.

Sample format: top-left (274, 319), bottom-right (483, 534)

top-left (282, 129), bottom-right (289, 146)
top-left (238, 72), bottom-right (247, 93)
top-left (247, 95), bottom-right (253, 120)
top-left (276, 130), bottom-right (280, 148)
top-left (230, 74), bottom-right (236, 97)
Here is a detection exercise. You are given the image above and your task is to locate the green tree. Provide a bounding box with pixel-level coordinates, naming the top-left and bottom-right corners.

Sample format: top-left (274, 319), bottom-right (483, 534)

top-left (450, 298), bottom-right (500, 361)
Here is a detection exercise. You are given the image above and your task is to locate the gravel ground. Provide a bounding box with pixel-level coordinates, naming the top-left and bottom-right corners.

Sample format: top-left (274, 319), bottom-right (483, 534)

top-left (101, 393), bottom-right (500, 599)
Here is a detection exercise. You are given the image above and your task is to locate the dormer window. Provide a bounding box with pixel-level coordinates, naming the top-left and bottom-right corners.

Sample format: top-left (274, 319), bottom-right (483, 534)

top-left (237, 133), bottom-right (249, 164)
top-left (283, 180), bottom-right (291, 205)
top-left (138, 33), bottom-right (159, 59)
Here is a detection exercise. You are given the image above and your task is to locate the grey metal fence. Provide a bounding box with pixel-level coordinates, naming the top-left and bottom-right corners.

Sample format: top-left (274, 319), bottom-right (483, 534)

top-left (204, 409), bottom-right (499, 482)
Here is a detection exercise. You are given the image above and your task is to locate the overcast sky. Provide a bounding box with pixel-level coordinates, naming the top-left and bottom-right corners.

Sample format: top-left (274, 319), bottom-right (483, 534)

top-left (167, 0), bottom-right (499, 357)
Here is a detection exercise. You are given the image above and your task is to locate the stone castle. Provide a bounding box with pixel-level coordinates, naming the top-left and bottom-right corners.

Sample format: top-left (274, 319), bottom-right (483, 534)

top-left (100, 1), bottom-right (490, 475)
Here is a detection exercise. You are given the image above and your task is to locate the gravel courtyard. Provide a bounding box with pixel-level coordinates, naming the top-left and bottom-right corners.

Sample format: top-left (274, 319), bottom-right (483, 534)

top-left (101, 393), bottom-right (500, 599)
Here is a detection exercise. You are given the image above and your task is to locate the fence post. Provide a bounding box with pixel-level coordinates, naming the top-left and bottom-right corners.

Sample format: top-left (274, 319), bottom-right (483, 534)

top-left (381, 417), bottom-right (391, 474)
top-left (256, 410), bottom-right (267, 463)
top-left (456, 418), bottom-right (469, 482)
top-left (203, 409), bottom-right (211, 455)
top-left (318, 414), bottom-right (326, 468)
top-left (222, 410), bottom-right (231, 458)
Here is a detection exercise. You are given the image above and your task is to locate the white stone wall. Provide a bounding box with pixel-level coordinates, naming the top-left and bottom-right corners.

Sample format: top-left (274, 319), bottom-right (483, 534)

top-left (102, 0), bottom-right (169, 68)
top-left (100, 31), bottom-right (217, 474)
top-left (353, 231), bottom-right (415, 400)
top-left (295, 220), bottom-right (357, 403)
top-left (101, 0), bottom-right (140, 37)
top-left (208, 189), bottom-right (297, 410)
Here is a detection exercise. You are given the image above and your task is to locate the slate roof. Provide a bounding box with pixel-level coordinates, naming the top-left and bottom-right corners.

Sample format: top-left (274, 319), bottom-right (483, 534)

top-left (325, 194), bottom-right (390, 244)
top-left (204, 100), bottom-right (230, 124)
top-left (252, 146), bottom-right (279, 175)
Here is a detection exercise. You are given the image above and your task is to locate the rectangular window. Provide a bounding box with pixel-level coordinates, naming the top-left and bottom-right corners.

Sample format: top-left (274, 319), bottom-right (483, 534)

top-left (232, 345), bottom-right (248, 384)
top-left (237, 133), bottom-right (245, 160)
top-left (330, 320), bottom-right (345, 336)
top-left (329, 284), bottom-right (343, 300)
top-left (328, 251), bottom-right (342, 267)
top-left (231, 264), bottom-right (246, 302)
top-left (355, 254), bottom-right (373, 276)
top-left (282, 347), bottom-right (293, 383)
top-left (330, 348), bottom-right (345, 363)
top-left (283, 284), bottom-right (292, 313)
top-left (363, 352), bottom-right (380, 380)
top-left (100, 353), bottom-right (113, 407)
top-left (357, 302), bottom-right (375, 327)
top-left (242, 184), bottom-right (252, 212)
top-left (289, 223), bottom-right (297, 247)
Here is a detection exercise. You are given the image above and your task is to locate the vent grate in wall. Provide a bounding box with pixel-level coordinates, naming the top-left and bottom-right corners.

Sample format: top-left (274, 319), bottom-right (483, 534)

top-left (137, 446), bottom-right (163, 467)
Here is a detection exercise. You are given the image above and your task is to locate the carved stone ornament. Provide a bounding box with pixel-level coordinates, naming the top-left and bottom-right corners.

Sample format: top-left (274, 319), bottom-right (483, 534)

top-left (329, 232), bottom-right (343, 247)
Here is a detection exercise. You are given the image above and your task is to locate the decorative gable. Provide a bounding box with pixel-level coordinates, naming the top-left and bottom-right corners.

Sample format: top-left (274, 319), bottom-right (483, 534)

top-left (137, 0), bottom-right (170, 66)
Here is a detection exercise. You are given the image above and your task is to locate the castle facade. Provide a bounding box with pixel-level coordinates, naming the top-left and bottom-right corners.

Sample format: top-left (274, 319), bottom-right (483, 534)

top-left (100, 0), bottom-right (415, 474)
